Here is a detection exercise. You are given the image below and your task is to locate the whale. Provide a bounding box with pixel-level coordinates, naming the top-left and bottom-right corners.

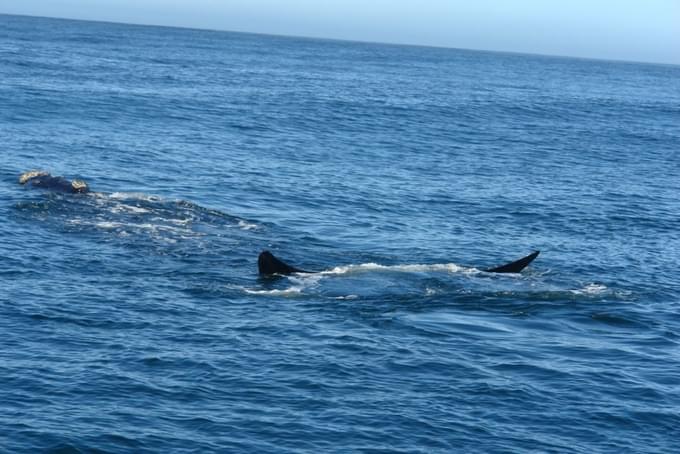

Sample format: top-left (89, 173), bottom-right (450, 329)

top-left (258, 250), bottom-right (540, 276)
top-left (17, 169), bottom-right (540, 276)
top-left (19, 170), bottom-right (90, 194)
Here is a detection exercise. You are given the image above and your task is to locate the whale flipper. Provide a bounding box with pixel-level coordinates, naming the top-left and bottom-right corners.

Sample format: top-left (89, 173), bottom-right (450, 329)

top-left (484, 250), bottom-right (540, 273)
top-left (258, 251), bottom-right (309, 276)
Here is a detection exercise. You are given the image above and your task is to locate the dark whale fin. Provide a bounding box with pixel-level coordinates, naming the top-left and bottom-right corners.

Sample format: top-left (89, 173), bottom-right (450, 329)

top-left (258, 251), bottom-right (309, 276)
top-left (484, 251), bottom-right (540, 273)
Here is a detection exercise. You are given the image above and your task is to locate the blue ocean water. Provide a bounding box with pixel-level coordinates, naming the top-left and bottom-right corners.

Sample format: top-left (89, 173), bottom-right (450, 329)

top-left (1, 13), bottom-right (680, 452)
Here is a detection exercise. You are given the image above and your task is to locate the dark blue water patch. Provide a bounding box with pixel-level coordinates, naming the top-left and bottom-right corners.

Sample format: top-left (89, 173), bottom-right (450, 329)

top-left (2, 13), bottom-right (680, 453)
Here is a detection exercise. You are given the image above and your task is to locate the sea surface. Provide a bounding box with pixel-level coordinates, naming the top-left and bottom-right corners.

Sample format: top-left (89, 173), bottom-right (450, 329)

top-left (1, 13), bottom-right (679, 453)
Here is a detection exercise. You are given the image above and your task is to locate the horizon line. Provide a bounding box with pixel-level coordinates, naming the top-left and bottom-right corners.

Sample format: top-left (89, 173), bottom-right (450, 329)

top-left (2, 12), bottom-right (678, 68)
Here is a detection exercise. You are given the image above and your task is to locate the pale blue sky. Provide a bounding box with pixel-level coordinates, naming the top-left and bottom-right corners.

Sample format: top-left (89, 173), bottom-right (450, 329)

top-left (1, 0), bottom-right (678, 64)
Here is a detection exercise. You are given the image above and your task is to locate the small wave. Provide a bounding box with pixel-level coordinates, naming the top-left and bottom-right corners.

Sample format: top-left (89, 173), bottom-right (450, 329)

top-left (0, 43), bottom-right (20, 54)
top-left (402, 312), bottom-right (516, 334)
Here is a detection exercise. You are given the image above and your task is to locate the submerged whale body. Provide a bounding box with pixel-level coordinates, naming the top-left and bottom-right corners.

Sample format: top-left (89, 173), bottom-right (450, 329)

top-left (19, 170), bottom-right (90, 194)
top-left (258, 250), bottom-right (540, 276)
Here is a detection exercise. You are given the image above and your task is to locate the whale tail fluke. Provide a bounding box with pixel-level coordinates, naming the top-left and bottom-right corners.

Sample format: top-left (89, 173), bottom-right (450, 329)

top-left (258, 250), bottom-right (540, 276)
top-left (258, 251), bottom-right (308, 276)
top-left (484, 250), bottom-right (540, 273)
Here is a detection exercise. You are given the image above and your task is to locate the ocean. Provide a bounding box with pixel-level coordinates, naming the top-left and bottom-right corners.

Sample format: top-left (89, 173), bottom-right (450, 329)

top-left (1, 13), bottom-right (679, 453)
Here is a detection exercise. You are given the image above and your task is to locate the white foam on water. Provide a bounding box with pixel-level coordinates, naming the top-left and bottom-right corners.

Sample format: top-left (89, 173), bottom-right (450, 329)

top-left (238, 220), bottom-right (259, 230)
top-left (570, 283), bottom-right (608, 295)
top-left (238, 272), bottom-right (324, 297)
top-left (79, 219), bottom-right (192, 238)
top-left (242, 286), bottom-right (305, 297)
top-left (69, 217), bottom-right (183, 232)
top-left (107, 192), bottom-right (162, 202)
top-left (109, 203), bottom-right (151, 214)
top-left (94, 221), bottom-right (125, 229)
top-left (320, 262), bottom-right (471, 275)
